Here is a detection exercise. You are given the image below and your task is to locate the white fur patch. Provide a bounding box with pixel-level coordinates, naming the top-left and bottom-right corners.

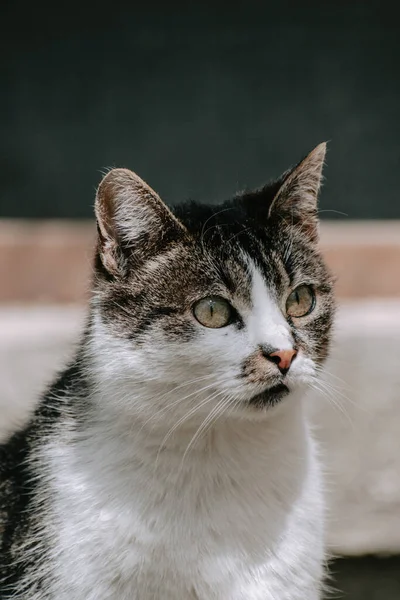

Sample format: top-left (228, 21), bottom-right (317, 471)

top-left (248, 262), bottom-right (293, 351)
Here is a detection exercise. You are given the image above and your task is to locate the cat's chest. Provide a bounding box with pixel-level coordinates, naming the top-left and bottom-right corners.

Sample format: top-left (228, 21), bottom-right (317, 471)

top-left (50, 473), bottom-right (322, 600)
top-left (48, 452), bottom-right (310, 600)
top-left (55, 451), bottom-right (288, 554)
top-left (42, 414), bottom-right (320, 599)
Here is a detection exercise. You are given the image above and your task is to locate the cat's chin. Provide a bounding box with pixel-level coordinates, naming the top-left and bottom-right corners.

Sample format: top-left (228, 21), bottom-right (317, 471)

top-left (248, 383), bottom-right (290, 409)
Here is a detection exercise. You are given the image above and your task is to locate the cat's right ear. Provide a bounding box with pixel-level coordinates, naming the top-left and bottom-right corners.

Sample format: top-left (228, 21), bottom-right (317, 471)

top-left (95, 168), bottom-right (187, 277)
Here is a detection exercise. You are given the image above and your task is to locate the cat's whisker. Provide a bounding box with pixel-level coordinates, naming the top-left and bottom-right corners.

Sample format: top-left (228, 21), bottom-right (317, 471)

top-left (309, 381), bottom-right (355, 429)
top-left (138, 379), bottom-right (229, 434)
top-left (314, 384), bottom-right (352, 419)
top-left (318, 209), bottom-right (349, 217)
top-left (315, 367), bottom-right (351, 389)
top-left (201, 222), bottom-right (229, 242)
top-left (313, 373), bottom-right (352, 400)
top-left (282, 204), bottom-right (296, 263)
top-left (150, 374), bottom-right (217, 402)
top-left (93, 373), bottom-right (217, 405)
top-left (141, 375), bottom-right (234, 429)
top-left (179, 393), bottom-right (233, 468)
top-left (314, 372), bottom-right (370, 414)
top-left (154, 390), bottom-right (224, 470)
top-left (200, 207), bottom-right (233, 246)
top-left (225, 227), bottom-right (251, 246)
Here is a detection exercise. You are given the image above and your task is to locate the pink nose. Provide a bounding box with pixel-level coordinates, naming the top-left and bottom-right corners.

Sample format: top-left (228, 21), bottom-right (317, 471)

top-left (267, 349), bottom-right (297, 374)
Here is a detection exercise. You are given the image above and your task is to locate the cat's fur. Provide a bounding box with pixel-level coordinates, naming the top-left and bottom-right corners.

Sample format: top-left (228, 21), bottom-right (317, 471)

top-left (0, 143), bottom-right (335, 599)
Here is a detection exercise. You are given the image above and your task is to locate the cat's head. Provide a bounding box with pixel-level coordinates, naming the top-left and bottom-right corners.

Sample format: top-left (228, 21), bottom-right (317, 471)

top-left (90, 143), bottom-right (335, 423)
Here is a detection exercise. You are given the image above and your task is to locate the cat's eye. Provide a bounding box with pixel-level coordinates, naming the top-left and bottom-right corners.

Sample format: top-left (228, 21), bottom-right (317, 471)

top-left (286, 285), bottom-right (315, 318)
top-left (193, 296), bottom-right (233, 328)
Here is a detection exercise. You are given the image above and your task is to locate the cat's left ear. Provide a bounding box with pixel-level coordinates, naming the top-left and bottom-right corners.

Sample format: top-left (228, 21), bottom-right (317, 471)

top-left (268, 142), bottom-right (327, 242)
top-left (95, 168), bottom-right (187, 276)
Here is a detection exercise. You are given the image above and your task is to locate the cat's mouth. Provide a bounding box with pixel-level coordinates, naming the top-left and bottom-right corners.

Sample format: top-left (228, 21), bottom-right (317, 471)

top-left (248, 383), bottom-right (290, 408)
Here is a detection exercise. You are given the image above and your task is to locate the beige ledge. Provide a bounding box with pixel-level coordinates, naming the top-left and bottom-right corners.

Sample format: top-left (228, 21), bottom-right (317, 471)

top-left (0, 220), bottom-right (399, 302)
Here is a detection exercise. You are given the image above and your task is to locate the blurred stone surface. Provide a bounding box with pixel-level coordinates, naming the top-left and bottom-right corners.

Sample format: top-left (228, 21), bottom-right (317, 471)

top-left (0, 301), bottom-right (399, 556)
top-left (0, 306), bottom-right (84, 439)
top-left (308, 300), bottom-right (400, 556)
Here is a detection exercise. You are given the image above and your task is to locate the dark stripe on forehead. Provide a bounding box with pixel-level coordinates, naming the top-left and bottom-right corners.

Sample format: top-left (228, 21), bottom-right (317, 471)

top-left (129, 306), bottom-right (179, 339)
top-left (213, 260), bottom-right (237, 295)
top-left (283, 252), bottom-right (297, 285)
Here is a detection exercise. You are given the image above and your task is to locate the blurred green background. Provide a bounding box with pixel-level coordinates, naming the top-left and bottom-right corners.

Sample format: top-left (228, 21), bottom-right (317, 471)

top-left (1, 1), bottom-right (400, 597)
top-left (1, 1), bottom-right (399, 219)
top-left (330, 556), bottom-right (400, 599)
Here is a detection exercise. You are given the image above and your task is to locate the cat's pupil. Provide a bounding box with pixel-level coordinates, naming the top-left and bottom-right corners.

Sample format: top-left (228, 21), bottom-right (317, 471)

top-left (192, 296), bottom-right (232, 328)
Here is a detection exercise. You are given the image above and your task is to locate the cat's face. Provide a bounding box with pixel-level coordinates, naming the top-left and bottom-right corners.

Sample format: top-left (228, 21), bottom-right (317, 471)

top-left (91, 144), bottom-right (335, 422)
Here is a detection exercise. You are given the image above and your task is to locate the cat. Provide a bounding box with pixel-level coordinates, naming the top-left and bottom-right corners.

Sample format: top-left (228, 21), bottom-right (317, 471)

top-left (0, 142), bottom-right (335, 599)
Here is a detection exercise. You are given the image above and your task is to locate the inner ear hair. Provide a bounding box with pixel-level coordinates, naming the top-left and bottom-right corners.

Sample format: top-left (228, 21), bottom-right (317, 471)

top-left (268, 142), bottom-right (327, 241)
top-left (95, 168), bottom-right (187, 277)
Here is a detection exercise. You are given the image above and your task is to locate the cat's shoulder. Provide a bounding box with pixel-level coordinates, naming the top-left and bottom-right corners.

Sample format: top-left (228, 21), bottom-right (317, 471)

top-left (0, 355), bottom-right (88, 475)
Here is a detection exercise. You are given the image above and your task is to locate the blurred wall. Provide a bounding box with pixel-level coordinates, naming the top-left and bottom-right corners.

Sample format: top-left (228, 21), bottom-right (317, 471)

top-left (1, 1), bottom-right (399, 219)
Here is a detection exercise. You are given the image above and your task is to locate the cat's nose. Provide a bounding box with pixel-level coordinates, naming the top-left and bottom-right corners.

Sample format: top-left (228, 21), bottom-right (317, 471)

top-left (265, 349), bottom-right (297, 375)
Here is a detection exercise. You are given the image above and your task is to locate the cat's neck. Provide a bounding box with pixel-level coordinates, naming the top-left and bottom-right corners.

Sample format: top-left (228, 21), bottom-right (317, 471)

top-left (82, 378), bottom-right (310, 483)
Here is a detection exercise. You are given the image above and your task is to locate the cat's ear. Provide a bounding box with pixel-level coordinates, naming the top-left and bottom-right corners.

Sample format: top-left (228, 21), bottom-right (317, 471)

top-left (95, 168), bottom-right (186, 276)
top-left (268, 142), bottom-right (327, 242)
